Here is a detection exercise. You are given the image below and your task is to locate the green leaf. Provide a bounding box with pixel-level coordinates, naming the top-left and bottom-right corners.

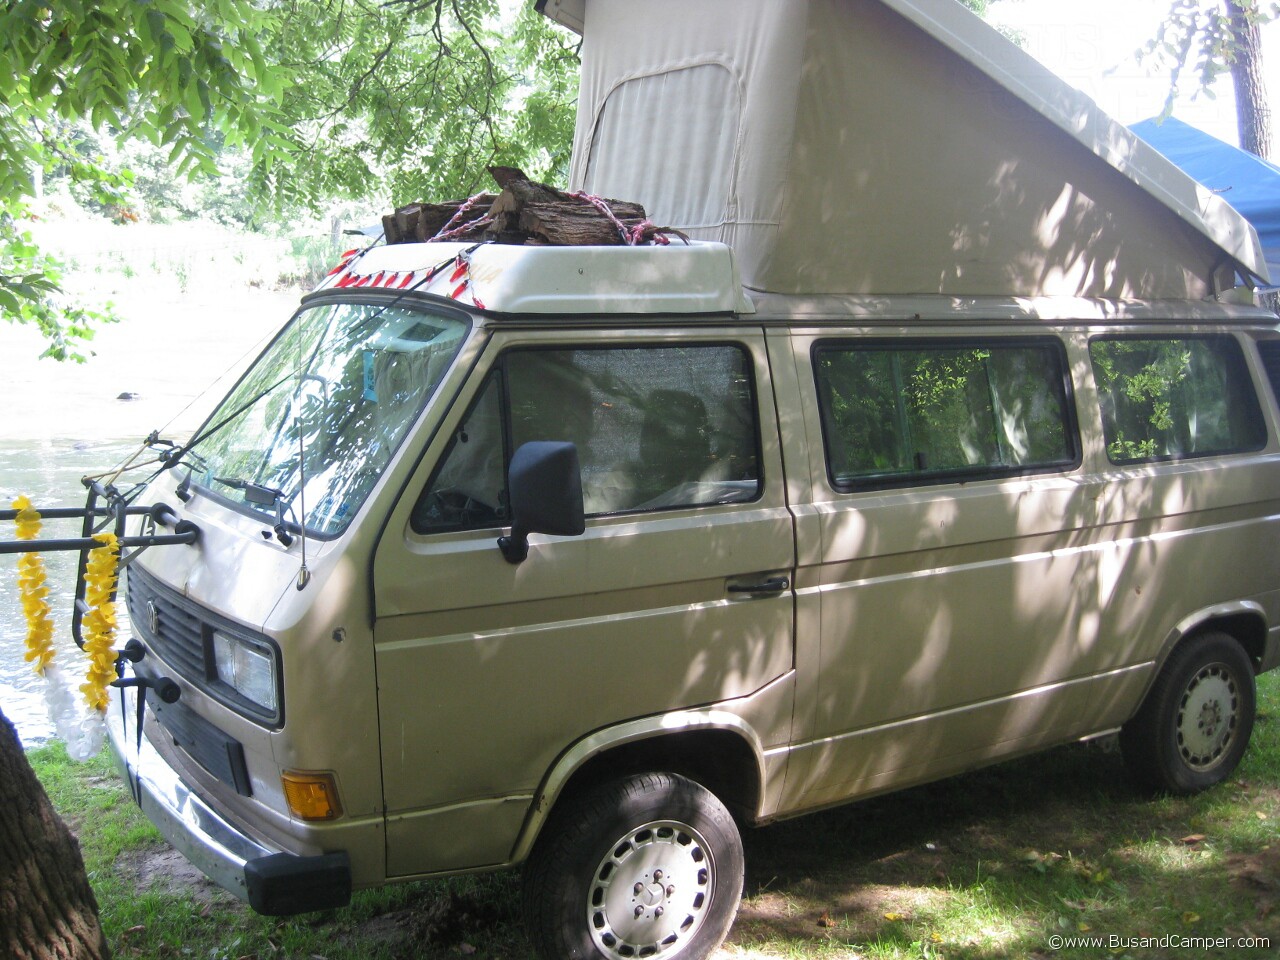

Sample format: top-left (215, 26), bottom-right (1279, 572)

top-left (0, 288), bottom-right (23, 317)
top-left (166, 17), bottom-right (193, 54)
top-left (144, 9), bottom-right (165, 45)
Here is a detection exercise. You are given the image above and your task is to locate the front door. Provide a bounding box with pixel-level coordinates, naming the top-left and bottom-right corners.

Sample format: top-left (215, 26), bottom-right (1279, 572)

top-left (371, 326), bottom-right (796, 877)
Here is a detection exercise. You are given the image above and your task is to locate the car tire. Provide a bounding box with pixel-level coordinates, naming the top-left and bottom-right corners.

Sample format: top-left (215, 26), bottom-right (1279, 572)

top-left (1120, 630), bottom-right (1256, 794)
top-left (522, 771), bottom-right (744, 960)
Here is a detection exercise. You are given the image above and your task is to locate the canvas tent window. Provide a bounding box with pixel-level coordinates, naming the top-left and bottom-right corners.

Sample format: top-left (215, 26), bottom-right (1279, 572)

top-left (583, 63), bottom-right (740, 230)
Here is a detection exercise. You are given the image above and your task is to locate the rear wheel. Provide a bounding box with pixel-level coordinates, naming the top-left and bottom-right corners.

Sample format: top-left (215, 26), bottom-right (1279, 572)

top-left (1121, 630), bottom-right (1256, 794)
top-left (522, 772), bottom-right (744, 960)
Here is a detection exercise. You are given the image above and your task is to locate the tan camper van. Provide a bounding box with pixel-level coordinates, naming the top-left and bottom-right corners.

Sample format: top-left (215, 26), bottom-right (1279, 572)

top-left (105, 1), bottom-right (1280, 959)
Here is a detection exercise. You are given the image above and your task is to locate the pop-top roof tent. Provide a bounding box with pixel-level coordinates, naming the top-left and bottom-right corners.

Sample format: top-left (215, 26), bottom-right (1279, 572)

top-left (1130, 115), bottom-right (1280, 290)
top-left (536, 0), bottom-right (1270, 302)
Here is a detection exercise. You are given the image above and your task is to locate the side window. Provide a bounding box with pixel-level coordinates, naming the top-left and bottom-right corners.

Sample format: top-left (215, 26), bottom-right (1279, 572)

top-left (412, 343), bottom-right (760, 533)
top-left (1089, 336), bottom-right (1266, 463)
top-left (411, 372), bottom-right (507, 533)
top-left (814, 338), bottom-right (1077, 489)
top-left (1255, 340), bottom-right (1280, 407)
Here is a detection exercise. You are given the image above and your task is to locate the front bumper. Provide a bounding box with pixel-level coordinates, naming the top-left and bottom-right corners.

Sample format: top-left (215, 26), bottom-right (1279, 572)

top-left (106, 685), bottom-right (351, 915)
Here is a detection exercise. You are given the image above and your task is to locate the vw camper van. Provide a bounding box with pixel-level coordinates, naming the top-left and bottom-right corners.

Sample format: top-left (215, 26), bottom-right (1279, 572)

top-left (106, 2), bottom-right (1280, 958)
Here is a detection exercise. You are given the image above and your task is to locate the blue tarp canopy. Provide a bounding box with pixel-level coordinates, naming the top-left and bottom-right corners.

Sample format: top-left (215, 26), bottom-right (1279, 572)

top-left (1131, 115), bottom-right (1280, 288)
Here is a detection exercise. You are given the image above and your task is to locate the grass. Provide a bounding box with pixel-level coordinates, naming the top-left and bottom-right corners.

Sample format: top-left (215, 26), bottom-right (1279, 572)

top-left (30, 672), bottom-right (1280, 959)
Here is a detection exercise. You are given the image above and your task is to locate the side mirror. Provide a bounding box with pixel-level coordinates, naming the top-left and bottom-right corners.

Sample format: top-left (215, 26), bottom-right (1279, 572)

top-left (497, 441), bottom-right (586, 564)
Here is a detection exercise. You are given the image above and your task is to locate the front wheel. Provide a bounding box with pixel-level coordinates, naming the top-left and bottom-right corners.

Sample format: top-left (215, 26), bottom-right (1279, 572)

top-left (1120, 630), bottom-right (1256, 794)
top-left (522, 772), bottom-right (744, 960)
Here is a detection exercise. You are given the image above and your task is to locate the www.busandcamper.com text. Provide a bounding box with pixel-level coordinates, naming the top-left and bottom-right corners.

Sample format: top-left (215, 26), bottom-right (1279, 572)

top-left (1047, 934), bottom-right (1270, 952)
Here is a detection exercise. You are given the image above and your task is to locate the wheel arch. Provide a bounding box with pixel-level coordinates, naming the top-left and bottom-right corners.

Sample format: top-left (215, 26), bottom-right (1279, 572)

top-left (1161, 601), bottom-right (1269, 674)
top-left (510, 710), bottom-right (767, 866)
top-left (1124, 602), bottom-right (1268, 728)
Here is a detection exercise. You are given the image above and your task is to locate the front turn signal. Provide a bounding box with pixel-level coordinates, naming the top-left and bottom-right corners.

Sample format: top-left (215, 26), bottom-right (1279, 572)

top-left (281, 770), bottom-right (343, 821)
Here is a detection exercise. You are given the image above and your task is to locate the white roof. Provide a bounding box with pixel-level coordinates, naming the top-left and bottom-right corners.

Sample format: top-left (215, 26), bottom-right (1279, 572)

top-left (542, 0), bottom-right (1269, 298)
top-left (312, 240), bottom-right (751, 314)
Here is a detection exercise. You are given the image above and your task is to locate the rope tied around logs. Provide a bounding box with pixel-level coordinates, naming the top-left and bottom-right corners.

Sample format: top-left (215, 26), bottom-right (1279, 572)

top-left (382, 166), bottom-right (689, 248)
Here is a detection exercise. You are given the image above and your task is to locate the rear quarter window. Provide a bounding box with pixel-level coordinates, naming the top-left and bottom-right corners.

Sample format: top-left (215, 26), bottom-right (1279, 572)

top-left (1089, 335), bottom-right (1266, 463)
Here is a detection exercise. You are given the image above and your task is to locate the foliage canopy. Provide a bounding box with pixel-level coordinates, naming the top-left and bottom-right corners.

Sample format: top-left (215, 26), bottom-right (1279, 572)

top-left (1141, 1), bottom-right (1277, 102)
top-left (4, 0), bottom-right (1274, 360)
top-left (0, 0), bottom-right (578, 358)
top-left (268, 0), bottom-right (579, 205)
top-left (1139, 0), bottom-right (1278, 157)
top-left (0, 0), bottom-right (288, 358)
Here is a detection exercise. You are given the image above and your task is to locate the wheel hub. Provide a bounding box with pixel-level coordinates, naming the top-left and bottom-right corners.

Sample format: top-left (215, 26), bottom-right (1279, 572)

top-left (637, 878), bottom-right (668, 908)
top-left (588, 820), bottom-right (714, 959)
top-left (1177, 664), bottom-right (1238, 770)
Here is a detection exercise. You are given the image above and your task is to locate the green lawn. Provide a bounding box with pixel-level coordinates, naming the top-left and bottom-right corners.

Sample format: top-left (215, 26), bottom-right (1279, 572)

top-left (31, 671), bottom-right (1280, 959)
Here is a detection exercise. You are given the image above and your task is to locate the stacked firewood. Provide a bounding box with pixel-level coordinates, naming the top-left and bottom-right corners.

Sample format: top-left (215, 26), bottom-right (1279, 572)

top-left (382, 166), bottom-right (683, 246)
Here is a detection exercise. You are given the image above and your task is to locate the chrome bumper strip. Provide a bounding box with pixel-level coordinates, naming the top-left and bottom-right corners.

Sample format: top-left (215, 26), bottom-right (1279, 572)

top-left (106, 685), bottom-right (274, 902)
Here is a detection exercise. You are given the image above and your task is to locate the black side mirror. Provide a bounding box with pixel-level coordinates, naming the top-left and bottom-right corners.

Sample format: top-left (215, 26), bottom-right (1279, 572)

top-left (497, 441), bottom-right (586, 564)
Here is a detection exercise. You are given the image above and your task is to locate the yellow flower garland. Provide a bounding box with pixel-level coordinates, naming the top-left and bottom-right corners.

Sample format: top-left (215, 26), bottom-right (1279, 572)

top-left (79, 531), bottom-right (120, 713)
top-left (12, 496), bottom-right (56, 675)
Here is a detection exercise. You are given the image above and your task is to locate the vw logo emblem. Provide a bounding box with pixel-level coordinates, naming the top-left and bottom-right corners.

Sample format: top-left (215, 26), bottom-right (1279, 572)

top-left (146, 599), bottom-right (160, 636)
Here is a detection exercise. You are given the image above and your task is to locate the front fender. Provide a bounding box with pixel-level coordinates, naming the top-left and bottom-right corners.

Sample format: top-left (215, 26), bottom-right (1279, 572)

top-left (509, 708), bottom-right (769, 865)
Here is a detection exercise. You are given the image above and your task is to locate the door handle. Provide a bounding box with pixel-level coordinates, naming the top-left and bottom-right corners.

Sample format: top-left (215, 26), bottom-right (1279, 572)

top-left (727, 576), bottom-right (790, 595)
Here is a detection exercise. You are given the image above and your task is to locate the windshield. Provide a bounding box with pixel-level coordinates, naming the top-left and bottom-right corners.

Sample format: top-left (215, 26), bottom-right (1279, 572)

top-left (186, 299), bottom-right (469, 536)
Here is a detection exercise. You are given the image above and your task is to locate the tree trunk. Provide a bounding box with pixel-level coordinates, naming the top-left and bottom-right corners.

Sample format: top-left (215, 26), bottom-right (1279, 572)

top-left (1226, 0), bottom-right (1272, 158)
top-left (0, 707), bottom-right (110, 960)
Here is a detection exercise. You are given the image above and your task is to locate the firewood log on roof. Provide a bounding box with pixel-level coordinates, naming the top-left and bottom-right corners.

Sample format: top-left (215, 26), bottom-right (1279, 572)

top-left (381, 166), bottom-right (685, 247)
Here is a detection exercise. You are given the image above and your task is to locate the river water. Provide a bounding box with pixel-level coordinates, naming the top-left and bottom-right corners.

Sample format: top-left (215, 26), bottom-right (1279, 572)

top-left (0, 288), bottom-right (299, 745)
top-left (0, 439), bottom-right (144, 743)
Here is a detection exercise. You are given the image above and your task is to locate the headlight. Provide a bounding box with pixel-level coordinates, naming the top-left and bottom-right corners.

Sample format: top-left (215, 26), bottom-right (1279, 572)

top-left (212, 630), bottom-right (279, 714)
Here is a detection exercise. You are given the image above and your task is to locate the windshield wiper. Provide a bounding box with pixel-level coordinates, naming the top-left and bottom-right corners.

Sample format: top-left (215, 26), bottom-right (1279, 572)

top-left (213, 476), bottom-right (296, 547)
top-left (163, 448), bottom-right (209, 503)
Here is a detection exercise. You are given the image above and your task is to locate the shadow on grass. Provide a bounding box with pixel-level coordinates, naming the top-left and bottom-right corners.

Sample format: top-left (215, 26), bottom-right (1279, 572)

top-left (75, 678), bottom-right (1280, 959)
top-left (728, 734), bottom-right (1279, 958)
top-left (291, 733), bottom-right (1278, 959)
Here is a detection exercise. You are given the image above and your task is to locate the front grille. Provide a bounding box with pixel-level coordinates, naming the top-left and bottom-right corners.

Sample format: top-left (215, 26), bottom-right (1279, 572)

top-left (126, 568), bottom-right (206, 681)
top-left (123, 564), bottom-right (281, 728)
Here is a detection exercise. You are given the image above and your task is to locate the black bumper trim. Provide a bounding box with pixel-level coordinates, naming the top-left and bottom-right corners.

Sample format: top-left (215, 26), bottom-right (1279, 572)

top-left (244, 851), bottom-right (352, 916)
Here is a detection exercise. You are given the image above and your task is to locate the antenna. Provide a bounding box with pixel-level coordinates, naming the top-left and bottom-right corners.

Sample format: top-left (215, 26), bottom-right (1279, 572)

top-left (294, 316), bottom-right (311, 590)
